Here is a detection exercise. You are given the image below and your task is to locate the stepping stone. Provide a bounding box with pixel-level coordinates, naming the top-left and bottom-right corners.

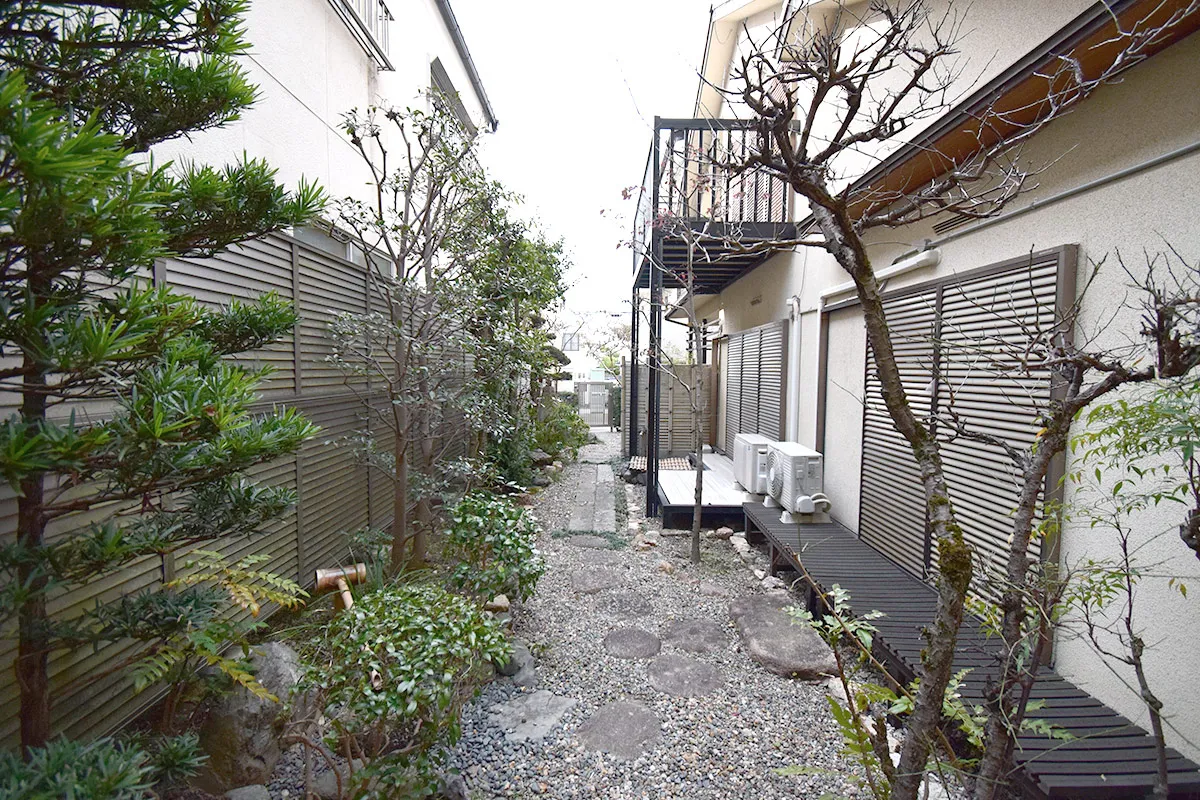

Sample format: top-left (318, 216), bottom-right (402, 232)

top-left (603, 628), bottom-right (661, 659)
top-left (602, 590), bottom-right (652, 618)
top-left (565, 534), bottom-right (612, 550)
top-left (576, 701), bottom-right (661, 760)
top-left (646, 653), bottom-right (723, 697)
top-left (728, 593), bottom-right (838, 679)
top-left (661, 619), bottom-right (727, 654)
top-left (698, 581), bottom-right (729, 598)
top-left (571, 567), bottom-right (624, 595)
top-left (579, 549), bottom-right (625, 567)
top-left (488, 690), bottom-right (576, 742)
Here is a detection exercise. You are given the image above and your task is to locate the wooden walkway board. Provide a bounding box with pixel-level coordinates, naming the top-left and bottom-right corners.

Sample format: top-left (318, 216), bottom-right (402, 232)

top-left (743, 503), bottom-right (1200, 800)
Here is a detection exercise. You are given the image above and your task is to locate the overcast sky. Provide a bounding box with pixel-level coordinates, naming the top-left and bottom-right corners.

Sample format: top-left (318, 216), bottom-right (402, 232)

top-left (452, 0), bottom-right (717, 320)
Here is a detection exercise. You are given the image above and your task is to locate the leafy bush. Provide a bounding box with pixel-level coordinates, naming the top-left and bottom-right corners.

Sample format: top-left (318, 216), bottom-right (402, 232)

top-left (535, 399), bottom-right (590, 459)
top-left (446, 492), bottom-right (545, 602)
top-left (306, 584), bottom-right (509, 797)
top-left (488, 434), bottom-right (533, 487)
top-left (0, 734), bottom-right (204, 799)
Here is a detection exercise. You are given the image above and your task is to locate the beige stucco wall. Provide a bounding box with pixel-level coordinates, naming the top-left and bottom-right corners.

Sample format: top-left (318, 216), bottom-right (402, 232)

top-left (703, 29), bottom-right (1200, 758)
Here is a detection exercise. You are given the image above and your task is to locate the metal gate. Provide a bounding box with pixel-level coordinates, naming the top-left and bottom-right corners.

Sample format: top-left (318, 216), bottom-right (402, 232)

top-left (575, 380), bottom-right (612, 427)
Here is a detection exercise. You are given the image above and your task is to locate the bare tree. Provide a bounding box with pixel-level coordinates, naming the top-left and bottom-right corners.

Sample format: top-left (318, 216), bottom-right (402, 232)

top-left (716, 2), bottom-right (1200, 796)
top-left (333, 97), bottom-right (500, 571)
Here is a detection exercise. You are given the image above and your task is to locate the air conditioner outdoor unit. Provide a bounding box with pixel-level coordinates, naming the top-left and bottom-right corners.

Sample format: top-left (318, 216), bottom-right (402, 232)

top-left (765, 442), bottom-right (831, 523)
top-left (732, 433), bottom-right (773, 494)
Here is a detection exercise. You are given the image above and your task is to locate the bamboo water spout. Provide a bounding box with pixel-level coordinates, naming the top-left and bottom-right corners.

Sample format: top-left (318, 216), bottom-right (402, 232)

top-left (314, 564), bottom-right (367, 612)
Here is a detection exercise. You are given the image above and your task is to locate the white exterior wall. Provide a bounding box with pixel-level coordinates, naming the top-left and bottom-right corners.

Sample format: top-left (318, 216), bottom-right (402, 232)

top-left (700, 23), bottom-right (1200, 759)
top-left (151, 0), bottom-right (490, 210)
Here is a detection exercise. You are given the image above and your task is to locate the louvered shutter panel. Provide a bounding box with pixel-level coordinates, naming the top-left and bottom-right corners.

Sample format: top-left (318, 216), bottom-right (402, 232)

top-left (935, 256), bottom-right (1060, 585)
top-left (758, 322), bottom-right (786, 440)
top-left (721, 320), bottom-right (787, 452)
top-left (724, 334), bottom-right (743, 453)
top-left (858, 249), bottom-right (1071, 587)
top-left (740, 328), bottom-right (762, 434)
top-left (859, 290), bottom-right (939, 578)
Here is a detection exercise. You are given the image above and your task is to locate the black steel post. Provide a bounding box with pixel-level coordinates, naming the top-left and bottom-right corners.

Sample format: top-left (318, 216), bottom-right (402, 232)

top-left (627, 286), bottom-right (640, 457)
top-left (647, 229), bottom-right (663, 518)
top-left (646, 121), bottom-right (663, 517)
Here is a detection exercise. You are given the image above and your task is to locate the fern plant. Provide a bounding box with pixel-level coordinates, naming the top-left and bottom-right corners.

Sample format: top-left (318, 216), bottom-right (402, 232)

top-left (114, 552), bottom-right (306, 732)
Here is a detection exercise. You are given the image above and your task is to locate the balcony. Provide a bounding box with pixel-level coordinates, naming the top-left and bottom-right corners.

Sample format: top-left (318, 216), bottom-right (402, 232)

top-left (333, 0), bottom-right (394, 70)
top-left (631, 118), bottom-right (796, 295)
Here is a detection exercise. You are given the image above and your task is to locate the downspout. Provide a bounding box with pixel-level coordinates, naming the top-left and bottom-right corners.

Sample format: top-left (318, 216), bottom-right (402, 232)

top-left (432, 0), bottom-right (498, 131)
top-left (786, 294), bottom-right (802, 443)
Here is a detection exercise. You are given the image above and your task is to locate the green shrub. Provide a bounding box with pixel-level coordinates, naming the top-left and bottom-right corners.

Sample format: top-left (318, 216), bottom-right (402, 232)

top-left (487, 434), bottom-right (533, 487)
top-left (535, 399), bottom-right (590, 459)
top-left (0, 734), bottom-right (204, 800)
top-left (307, 584), bottom-right (509, 797)
top-left (446, 492), bottom-right (545, 602)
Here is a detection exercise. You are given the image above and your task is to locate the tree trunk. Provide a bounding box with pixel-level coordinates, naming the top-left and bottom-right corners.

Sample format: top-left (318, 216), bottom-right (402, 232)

top-left (811, 202), bottom-right (970, 800)
top-left (390, 406), bottom-right (411, 574)
top-left (17, 353), bottom-right (50, 754)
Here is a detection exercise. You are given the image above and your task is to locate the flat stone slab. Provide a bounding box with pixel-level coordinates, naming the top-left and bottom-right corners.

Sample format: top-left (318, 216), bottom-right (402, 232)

top-left (571, 568), bottom-right (624, 595)
top-left (646, 653), bottom-right (723, 697)
top-left (576, 701), bottom-right (661, 760)
top-left (661, 619), bottom-right (728, 654)
top-left (602, 590), bottom-right (652, 617)
top-left (603, 628), bottom-right (661, 659)
top-left (728, 593), bottom-right (838, 679)
top-left (579, 549), bottom-right (625, 567)
top-left (565, 534), bottom-right (612, 550)
top-left (488, 690), bottom-right (576, 742)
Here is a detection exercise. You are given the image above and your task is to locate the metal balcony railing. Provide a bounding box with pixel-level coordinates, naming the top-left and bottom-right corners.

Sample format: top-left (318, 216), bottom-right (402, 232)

top-left (632, 118), bottom-right (791, 276)
top-left (337, 0), bottom-right (394, 70)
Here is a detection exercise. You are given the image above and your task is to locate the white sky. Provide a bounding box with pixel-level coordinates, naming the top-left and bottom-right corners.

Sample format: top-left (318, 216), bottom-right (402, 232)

top-left (452, 0), bottom-right (717, 320)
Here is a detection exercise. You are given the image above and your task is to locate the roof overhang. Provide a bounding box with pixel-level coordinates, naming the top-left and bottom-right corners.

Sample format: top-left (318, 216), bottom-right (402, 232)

top-left (696, 0), bottom-right (783, 118)
top-left (433, 0), bottom-right (498, 132)
top-left (839, 0), bottom-right (1200, 222)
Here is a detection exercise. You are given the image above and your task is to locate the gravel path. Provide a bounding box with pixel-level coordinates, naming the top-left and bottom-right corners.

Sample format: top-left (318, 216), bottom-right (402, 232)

top-left (448, 430), bottom-right (856, 799)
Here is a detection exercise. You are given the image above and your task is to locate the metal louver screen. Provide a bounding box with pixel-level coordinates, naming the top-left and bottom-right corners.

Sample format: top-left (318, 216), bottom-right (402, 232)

top-left (724, 335), bottom-right (743, 453)
top-left (860, 290), bottom-right (939, 578)
top-left (722, 320), bottom-right (787, 452)
top-left (858, 248), bottom-right (1073, 587)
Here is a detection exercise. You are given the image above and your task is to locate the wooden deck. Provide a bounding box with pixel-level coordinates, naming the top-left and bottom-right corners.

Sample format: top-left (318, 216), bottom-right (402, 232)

top-left (657, 451), bottom-right (747, 528)
top-left (743, 503), bottom-right (1200, 800)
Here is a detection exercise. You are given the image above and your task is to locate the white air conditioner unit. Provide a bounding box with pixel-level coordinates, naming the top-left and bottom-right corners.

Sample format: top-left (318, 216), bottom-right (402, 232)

top-left (732, 433), bottom-right (773, 494)
top-left (765, 442), bottom-right (831, 523)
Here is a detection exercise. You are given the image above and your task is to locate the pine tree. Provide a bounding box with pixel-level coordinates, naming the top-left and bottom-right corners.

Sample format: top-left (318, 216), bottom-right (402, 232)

top-left (0, 1), bottom-right (324, 752)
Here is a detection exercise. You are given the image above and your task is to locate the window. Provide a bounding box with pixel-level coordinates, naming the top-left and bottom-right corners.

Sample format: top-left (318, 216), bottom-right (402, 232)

top-left (562, 333), bottom-right (580, 351)
top-left (431, 58), bottom-right (477, 137)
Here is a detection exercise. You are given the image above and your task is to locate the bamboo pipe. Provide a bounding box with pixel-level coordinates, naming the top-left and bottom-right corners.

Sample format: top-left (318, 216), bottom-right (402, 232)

top-left (314, 564), bottom-right (367, 612)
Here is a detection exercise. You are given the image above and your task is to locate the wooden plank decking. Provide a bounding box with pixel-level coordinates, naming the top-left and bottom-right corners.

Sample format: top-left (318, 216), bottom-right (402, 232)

top-left (743, 503), bottom-right (1200, 800)
top-left (657, 451), bottom-right (746, 528)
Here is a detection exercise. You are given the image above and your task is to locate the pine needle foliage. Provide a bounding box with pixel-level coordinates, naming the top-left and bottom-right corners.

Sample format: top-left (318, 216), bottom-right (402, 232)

top-left (0, 0), bottom-right (325, 752)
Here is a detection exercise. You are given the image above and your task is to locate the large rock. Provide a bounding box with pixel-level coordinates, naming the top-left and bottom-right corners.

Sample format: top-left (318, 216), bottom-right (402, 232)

top-left (497, 640), bottom-right (534, 677)
top-left (530, 449), bottom-right (554, 467)
top-left (226, 786), bottom-right (271, 800)
top-left (728, 593), bottom-right (837, 679)
top-left (576, 701), bottom-right (661, 760)
top-left (196, 642), bottom-right (305, 793)
top-left (488, 690), bottom-right (577, 741)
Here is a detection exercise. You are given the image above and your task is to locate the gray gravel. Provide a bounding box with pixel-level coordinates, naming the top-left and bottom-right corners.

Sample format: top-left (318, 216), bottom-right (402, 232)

top-left (447, 429), bottom-right (859, 799)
